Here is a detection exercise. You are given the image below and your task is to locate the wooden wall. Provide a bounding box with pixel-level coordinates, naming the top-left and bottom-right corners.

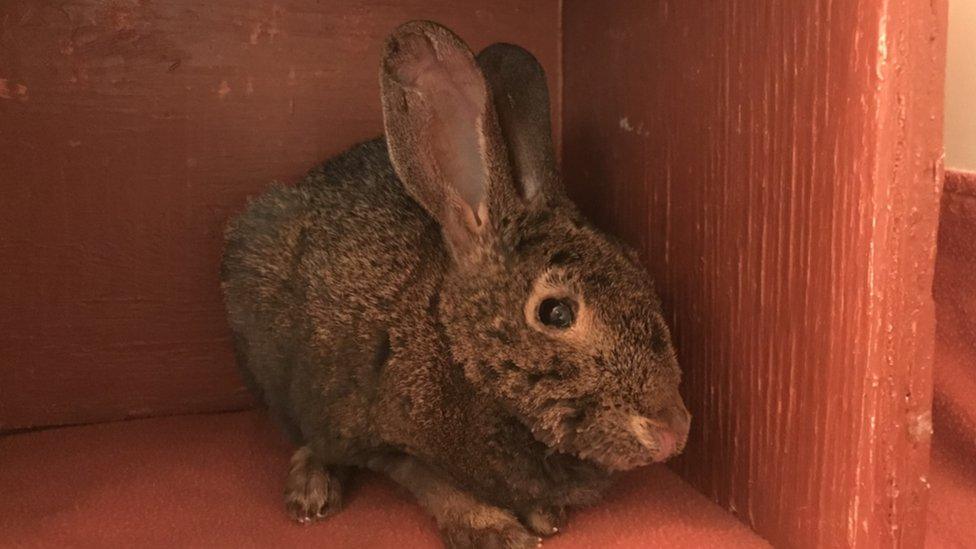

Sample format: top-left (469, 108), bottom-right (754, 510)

top-left (561, 0), bottom-right (946, 547)
top-left (0, 0), bottom-right (561, 430)
top-left (933, 170), bottom-right (976, 470)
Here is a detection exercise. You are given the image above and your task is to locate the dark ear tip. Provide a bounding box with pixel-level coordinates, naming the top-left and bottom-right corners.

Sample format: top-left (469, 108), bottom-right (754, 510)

top-left (476, 43), bottom-right (545, 78)
top-left (383, 21), bottom-right (434, 67)
top-left (382, 20), bottom-right (477, 83)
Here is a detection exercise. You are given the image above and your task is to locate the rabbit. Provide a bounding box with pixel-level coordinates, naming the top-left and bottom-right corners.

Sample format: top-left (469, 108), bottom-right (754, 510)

top-left (221, 20), bottom-right (691, 549)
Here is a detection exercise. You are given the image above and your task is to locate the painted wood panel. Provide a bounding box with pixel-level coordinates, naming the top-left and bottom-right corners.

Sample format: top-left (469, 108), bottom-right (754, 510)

top-left (562, 1), bottom-right (946, 546)
top-left (0, 0), bottom-right (561, 430)
top-left (933, 170), bottom-right (976, 457)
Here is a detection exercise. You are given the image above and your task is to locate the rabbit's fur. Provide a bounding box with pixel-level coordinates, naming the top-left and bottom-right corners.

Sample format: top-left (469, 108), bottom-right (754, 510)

top-left (222, 21), bottom-right (690, 548)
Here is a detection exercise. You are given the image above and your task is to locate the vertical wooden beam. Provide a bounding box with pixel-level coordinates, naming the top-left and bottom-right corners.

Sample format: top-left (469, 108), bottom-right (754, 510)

top-left (561, 0), bottom-right (946, 546)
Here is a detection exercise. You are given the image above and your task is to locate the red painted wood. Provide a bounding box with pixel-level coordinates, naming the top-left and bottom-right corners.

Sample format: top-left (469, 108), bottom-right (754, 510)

top-left (933, 170), bottom-right (976, 456)
top-left (0, 0), bottom-right (561, 430)
top-left (561, 0), bottom-right (946, 546)
top-left (928, 169), bottom-right (976, 549)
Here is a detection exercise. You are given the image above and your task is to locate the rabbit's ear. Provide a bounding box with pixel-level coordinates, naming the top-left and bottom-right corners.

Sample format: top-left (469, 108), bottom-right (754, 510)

top-left (380, 21), bottom-right (514, 261)
top-left (476, 43), bottom-right (560, 203)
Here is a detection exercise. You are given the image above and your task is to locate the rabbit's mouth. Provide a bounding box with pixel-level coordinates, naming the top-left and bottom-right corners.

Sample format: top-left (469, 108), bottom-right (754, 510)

top-left (570, 424), bottom-right (685, 471)
top-left (529, 404), bottom-right (690, 472)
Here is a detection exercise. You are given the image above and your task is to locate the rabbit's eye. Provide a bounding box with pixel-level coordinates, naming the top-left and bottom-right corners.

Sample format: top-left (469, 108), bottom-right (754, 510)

top-left (539, 298), bottom-right (575, 329)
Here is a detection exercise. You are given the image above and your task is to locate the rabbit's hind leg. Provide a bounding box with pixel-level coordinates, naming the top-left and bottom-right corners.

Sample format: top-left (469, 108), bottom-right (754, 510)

top-left (368, 454), bottom-right (542, 549)
top-left (284, 446), bottom-right (346, 523)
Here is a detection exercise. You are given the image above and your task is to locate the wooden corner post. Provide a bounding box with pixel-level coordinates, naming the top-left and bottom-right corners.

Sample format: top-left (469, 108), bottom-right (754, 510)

top-left (562, 0), bottom-right (947, 546)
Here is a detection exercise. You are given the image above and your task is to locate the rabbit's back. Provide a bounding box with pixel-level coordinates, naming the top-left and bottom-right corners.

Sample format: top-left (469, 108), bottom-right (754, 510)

top-left (221, 138), bottom-right (442, 444)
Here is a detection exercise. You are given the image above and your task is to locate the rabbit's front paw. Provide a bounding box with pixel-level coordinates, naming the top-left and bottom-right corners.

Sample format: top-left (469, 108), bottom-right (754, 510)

top-left (441, 513), bottom-right (542, 549)
top-left (284, 446), bottom-right (343, 524)
top-left (520, 506), bottom-right (565, 537)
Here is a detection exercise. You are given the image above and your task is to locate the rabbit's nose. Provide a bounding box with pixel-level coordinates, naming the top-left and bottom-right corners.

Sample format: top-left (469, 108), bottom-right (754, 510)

top-left (628, 403), bottom-right (691, 462)
top-left (655, 401), bottom-right (691, 450)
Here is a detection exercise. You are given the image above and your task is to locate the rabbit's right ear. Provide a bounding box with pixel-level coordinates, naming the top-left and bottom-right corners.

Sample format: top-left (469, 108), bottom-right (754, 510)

top-left (476, 44), bottom-right (561, 203)
top-left (380, 21), bottom-right (514, 264)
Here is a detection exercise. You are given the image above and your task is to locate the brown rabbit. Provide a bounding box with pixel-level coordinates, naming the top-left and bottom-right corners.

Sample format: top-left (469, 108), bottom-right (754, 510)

top-left (221, 20), bottom-right (690, 549)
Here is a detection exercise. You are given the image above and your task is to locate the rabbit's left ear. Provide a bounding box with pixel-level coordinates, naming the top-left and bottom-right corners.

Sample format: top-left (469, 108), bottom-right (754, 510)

top-left (380, 21), bottom-right (518, 264)
top-left (477, 44), bottom-right (561, 203)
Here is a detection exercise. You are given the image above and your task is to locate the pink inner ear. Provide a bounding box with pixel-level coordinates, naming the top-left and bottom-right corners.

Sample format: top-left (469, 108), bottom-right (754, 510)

top-left (392, 31), bottom-right (488, 226)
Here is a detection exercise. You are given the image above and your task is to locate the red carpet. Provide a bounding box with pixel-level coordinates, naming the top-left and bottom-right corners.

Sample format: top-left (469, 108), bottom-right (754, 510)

top-left (926, 170), bottom-right (976, 549)
top-left (0, 410), bottom-right (767, 548)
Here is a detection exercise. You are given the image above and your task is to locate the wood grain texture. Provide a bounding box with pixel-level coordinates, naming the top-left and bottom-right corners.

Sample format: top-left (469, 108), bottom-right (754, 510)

top-left (0, 0), bottom-right (561, 430)
top-left (562, 1), bottom-right (946, 546)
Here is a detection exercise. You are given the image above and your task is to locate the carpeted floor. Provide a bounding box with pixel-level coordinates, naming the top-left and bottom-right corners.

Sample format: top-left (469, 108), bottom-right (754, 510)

top-left (0, 410), bottom-right (767, 548)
